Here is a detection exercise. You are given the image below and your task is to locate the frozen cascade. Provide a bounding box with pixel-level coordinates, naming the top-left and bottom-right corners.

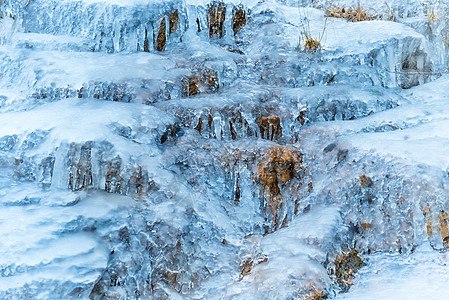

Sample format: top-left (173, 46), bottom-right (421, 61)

top-left (0, 0), bottom-right (448, 299)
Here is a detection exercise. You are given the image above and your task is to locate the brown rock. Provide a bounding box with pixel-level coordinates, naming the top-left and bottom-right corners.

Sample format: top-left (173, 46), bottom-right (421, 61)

top-left (257, 116), bottom-right (282, 140)
top-left (208, 2), bottom-right (226, 38)
top-left (169, 10), bottom-right (179, 34)
top-left (156, 18), bottom-right (166, 51)
top-left (359, 175), bottom-right (373, 188)
top-left (234, 175), bottom-right (240, 203)
top-left (144, 28), bottom-right (150, 52)
top-left (438, 211), bottom-right (449, 247)
top-left (181, 67), bottom-right (219, 97)
top-left (68, 143), bottom-right (93, 191)
top-left (333, 249), bottom-right (365, 291)
top-left (232, 7), bottom-right (246, 36)
top-left (240, 258), bottom-right (253, 277)
top-left (360, 222), bottom-right (371, 229)
top-left (188, 78), bottom-right (199, 96)
top-left (255, 146), bottom-right (303, 228)
top-left (337, 149), bottom-right (348, 162)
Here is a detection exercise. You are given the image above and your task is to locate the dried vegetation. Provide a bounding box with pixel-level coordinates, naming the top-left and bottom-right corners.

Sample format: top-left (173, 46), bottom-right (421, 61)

top-left (331, 249), bottom-right (365, 291)
top-left (297, 0), bottom-right (326, 53)
top-left (325, 2), bottom-right (374, 22)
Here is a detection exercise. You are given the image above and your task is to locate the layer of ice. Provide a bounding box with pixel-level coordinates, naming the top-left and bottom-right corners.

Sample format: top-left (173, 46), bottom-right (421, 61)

top-left (336, 243), bottom-right (449, 300)
top-left (0, 0), bottom-right (448, 299)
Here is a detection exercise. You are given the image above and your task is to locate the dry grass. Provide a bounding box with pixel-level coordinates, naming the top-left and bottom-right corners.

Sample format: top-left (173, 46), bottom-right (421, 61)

top-left (325, 3), bottom-right (374, 22)
top-left (297, 0), bottom-right (326, 54)
top-left (424, 7), bottom-right (439, 23)
top-left (303, 35), bottom-right (322, 53)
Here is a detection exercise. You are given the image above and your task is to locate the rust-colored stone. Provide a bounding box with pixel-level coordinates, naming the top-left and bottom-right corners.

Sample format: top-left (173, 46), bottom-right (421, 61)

top-left (182, 67), bottom-right (219, 97)
top-left (240, 255), bottom-right (268, 279)
top-left (208, 2), bottom-right (226, 38)
top-left (144, 28), bottom-right (150, 52)
top-left (255, 146), bottom-right (303, 228)
top-left (257, 116), bottom-right (282, 140)
top-left (359, 175), bottom-right (373, 188)
top-left (208, 114), bottom-right (213, 128)
top-left (438, 211), bottom-right (449, 247)
top-left (360, 222), bottom-right (371, 229)
top-left (196, 18), bottom-right (201, 32)
top-left (240, 258), bottom-right (253, 277)
top-left (298, 109), bottom-right (307, 125)
top-left (169, 10), bottom-right (179, 34)
top-left (162, 271), bottom-right (178, 287)
top-left (234, 175), bottom-right (240, 203)
top-left (232, 7), bottom-right (246, 36)
top-left (308, 181), bottom-right (313, 193)
top-left (427, 218), bottom-right (433, 237)
top-left (229, 121), bottom-right (237, 140)
top-left (194, 118), bottom-right (203, 134)
top-left (256, 146), bottom-right (302, 193)
top-left (156, 18), bottom-right (166, 51)
top-left (188, 78), bottom-right (199, 96)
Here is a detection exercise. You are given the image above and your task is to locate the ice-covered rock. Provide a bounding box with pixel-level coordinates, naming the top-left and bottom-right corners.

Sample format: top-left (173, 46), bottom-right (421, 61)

top-left (0, 0), bottom-right (448, 299)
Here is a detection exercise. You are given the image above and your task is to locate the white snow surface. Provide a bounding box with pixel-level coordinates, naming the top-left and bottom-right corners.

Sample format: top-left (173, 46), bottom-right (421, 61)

top-left (309, 75), bottom-right (449, 171)
top-left (337, 243), bottom-right (449, 300)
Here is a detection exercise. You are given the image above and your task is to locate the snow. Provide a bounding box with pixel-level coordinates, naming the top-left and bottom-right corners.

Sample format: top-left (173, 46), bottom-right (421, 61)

top-left (303, 75), bottom-right (449, 171)
top-left (0, 182), bottom-right (131, 298)
top-left (0, 98), bottom-right (172, 145)
top-left (0, 48), bottom-right (179, 90)
top-left (336, 243), bottom-right (449, 300)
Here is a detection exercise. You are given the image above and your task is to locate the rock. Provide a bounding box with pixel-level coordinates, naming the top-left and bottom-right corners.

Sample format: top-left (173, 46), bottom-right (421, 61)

top-left (359, 174), bottom-right (373, 188)
top-left (232, 6), bottom-right (247, 36)
top-left (169, 10), bottom-right (179, 35)
top-left (255, 146), bottom-right (303, 229)
top-left (208, 1), bottom-right (226, 38)
top-left (156, 18), bottom-right (167, 51)
top-left (331, 249), bottom-right (366, 291)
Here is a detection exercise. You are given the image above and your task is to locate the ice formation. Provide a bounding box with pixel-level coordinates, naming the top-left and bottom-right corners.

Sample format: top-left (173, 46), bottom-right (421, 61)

top-left (0, 0), bottom-right (448, 299)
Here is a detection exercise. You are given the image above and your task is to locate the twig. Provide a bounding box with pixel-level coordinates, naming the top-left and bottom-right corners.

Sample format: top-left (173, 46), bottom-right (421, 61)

top-left (384, 2), bottom-right (397, 22)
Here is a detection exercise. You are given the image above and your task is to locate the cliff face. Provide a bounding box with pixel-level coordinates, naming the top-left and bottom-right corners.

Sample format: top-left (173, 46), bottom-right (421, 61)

top-left (0, 0), bottom-right (449, 299)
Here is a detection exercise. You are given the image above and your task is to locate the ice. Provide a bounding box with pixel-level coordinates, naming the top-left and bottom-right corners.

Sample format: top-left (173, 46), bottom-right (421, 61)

top-left (336, 243), bottom-right (449, 300)
top-left (0, 180), bottom-right (132, 298)
top-left (308, 74), bottom-right (449, 171)
top-left (198, 205), bottom-right (341, 299)
top-left (0, 0), bottom-right (448, 299)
